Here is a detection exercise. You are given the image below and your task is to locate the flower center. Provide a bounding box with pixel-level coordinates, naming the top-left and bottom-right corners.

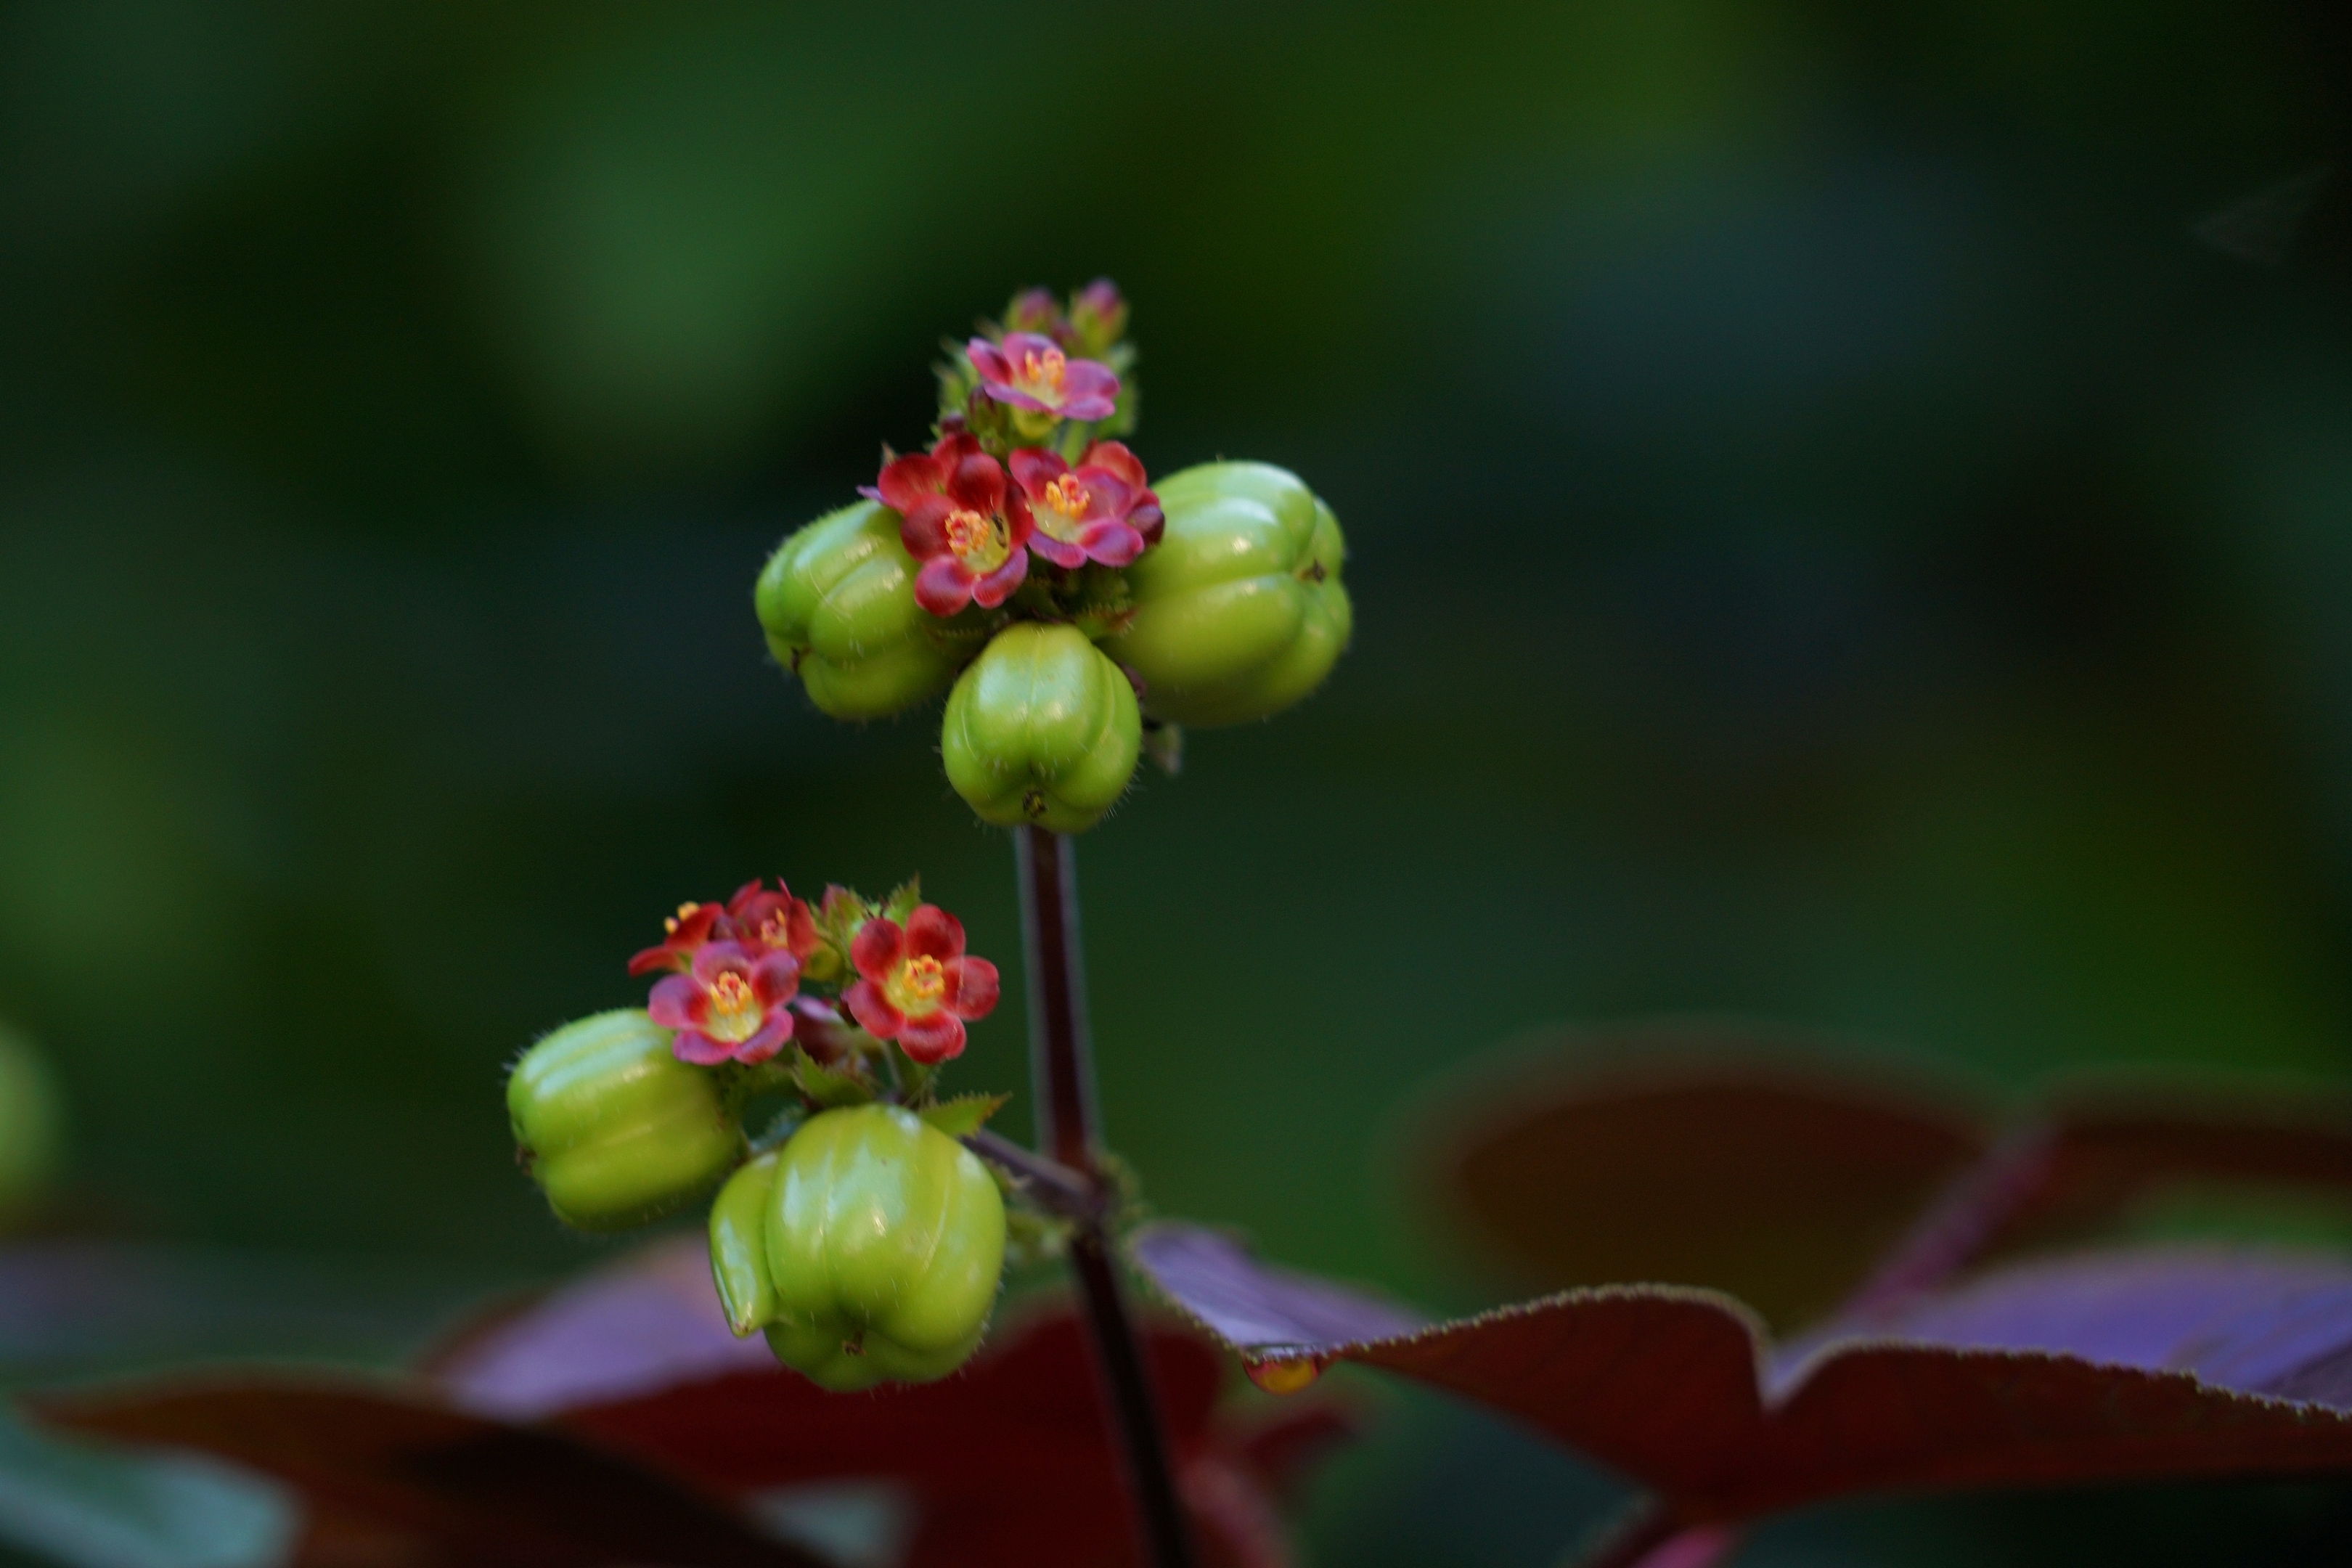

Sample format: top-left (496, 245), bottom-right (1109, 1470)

top-left (1043, 475), bottom-right (1086, 514)
top-left (756, 910), bottom-right (795, 949)
top-left (705, 968), bottom-right (761, 1042)
top-left (943, 507), bottom-right (1008, 571)
top-left (887, 954), bottom-right (947, 1016)
top-left (1018, 347), bottom-right (1068, 396)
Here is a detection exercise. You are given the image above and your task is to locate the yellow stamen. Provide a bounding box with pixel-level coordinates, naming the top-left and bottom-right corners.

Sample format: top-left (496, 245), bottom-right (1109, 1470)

top-left (1043, 474), bottom-right (1087, 518)
top-left (709, 971), bottom-right (755, 1013)
top-left (944, 507), bottom-right (991, 555)
top-left (757, 911), bottom-right (795, 948)
top-left (901, 955), bottom-right (946, 1000)
top-left (1019, 347), bottom-right (1067, 392)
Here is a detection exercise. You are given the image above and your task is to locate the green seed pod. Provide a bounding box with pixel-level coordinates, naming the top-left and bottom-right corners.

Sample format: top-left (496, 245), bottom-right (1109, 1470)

top-left (761, 1105), bottom-right (1005, 1391)
top-left (940, 621), bottom-right (1141, 833)
top-left (754, 500), bottom-right (981, 720)
top-left (1099, 461), bottom-right (1350, 726)
top-left (0, 1024), bottom-right (64, 1226)
top-left (507, 1010), bottom-right (742, 1233)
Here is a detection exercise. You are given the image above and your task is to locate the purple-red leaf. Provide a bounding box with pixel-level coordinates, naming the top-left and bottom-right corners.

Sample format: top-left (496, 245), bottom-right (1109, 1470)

top-left (1132, 1222), bottom-right (2352, 1522)
top-left (430, 1236), bottom-right (1349, 1568)
top-left (1426, 1033), bottom-right (2352, 1330)
top-left (39, 1238), bottom-right (1355, 1568)
top-left (38, 1381), bottom-right (826, 1568)
top-left (1420, 1032), bottom-right (1991, 1328)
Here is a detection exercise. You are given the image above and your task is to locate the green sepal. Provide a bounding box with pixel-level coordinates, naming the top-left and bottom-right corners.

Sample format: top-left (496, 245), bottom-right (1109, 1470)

top-left (791, 1048), bottom-right (877, 1110)
top-left (919, 1093), bottom-right (1010, 1139)
top-left (709, 1150), bottom-right (782, 1336)
top-left (881, 876), bottom-right (922, 926)
top-left (1143, 720), bottom-right (1183, 776)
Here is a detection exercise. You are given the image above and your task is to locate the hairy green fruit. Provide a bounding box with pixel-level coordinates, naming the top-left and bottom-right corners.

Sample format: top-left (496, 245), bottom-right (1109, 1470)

top-left (941, 621), bottom-right (1141, 833)
top-left (507, 1010), bottom-right (741, 1233)
top-left (1101, 461), bottom-right (1349, 726)
top-left (0, 1024), bottom-right (63, 1225)
top-left (755, 500), bottom-right (981, 720)
top-left (755, 1104), bottom-right (1005, 1391)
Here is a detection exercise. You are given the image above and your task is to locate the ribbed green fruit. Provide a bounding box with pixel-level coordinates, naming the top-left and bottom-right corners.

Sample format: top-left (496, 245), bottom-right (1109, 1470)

top-left (755, 500), bottom-right (981, 720)
top-left (749, 1105), bottom-right (1005, 1391)
top-left (1099, 461), bottom-right (1350, 725)
top-left (941, 621), bottom-right (1140, 833)
top-left (507, 1010), bottom-right (742, 1233)
top-left (0, 1024), bottom-right (63, 1225)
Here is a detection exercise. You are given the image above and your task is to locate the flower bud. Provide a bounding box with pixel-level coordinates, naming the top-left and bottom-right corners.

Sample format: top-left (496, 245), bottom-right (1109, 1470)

top-left (759, 1105), bottom-right (1005, 1390)
top-left (0, 1024), bottom-right (64, 1226)
top-left (507, 1010), bottom-right (743, 1233)
top-left (941, 622), bottom-right (1141, 833)
top-left (755, 500), bottom-right (980, 720)
top-left (1099, 462), bottom-right (1350, 726)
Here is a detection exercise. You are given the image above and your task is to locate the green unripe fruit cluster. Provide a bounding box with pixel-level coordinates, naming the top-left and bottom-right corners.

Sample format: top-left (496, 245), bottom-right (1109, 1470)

top-left (507, 1010), bottom-right (743, 1233)
top-left (755, 501), bottom-right (982, 721)
top-left (1104, 462), bottom-right (1350, 727)
top-left (759, 463), bottom-right (1347, 830)
top-left (709, 1105), bottom-right (1006, 1390)
top-left (942, 622), bottom-right (1141, 833)
top-left (0, 1024), bottom-right (64, 1226)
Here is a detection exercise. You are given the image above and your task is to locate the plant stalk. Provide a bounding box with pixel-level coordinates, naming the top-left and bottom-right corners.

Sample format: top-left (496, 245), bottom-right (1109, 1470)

top-left (1016, 825), bottom-right (1196, 1568)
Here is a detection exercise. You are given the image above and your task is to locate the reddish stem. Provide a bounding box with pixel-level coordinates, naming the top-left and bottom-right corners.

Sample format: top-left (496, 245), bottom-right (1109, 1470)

top-left (1016, 826), bottom-right (1196, 1568)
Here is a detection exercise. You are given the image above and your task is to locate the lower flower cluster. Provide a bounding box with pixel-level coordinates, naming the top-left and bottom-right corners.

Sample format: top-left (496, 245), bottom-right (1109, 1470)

top-left (506, 878), bottom-right (1023, 1391)
top-left (756, 282), bottom-right (1352, 833)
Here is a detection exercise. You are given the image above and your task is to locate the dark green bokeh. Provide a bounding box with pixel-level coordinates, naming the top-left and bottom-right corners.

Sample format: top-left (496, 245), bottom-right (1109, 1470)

top-left (6, 1), bottom-right (2352, 1561)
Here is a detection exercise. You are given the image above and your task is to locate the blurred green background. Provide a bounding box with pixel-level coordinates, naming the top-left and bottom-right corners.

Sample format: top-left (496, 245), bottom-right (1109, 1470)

top-left (6, 0), bottom-right (2352, 1562)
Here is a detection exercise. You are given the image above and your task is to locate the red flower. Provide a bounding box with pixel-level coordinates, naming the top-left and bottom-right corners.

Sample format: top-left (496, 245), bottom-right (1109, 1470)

top-left (966, 332), bottom-right (1119, 422)
top-left (722, 878), bottom-right (817, 960)
top-left (842, 905), bottom-right (1000, 1064)
top-left (869, 433), bottom-right (1034, 617)
top-left (1008, 448), bottom-right (1147, 568)
top-left (627, 900), bottom-right (725, 977)
top-left (1075, 439), bottom-right (1164, 547)
top-left (648, 941), bottom-right (801, 1066)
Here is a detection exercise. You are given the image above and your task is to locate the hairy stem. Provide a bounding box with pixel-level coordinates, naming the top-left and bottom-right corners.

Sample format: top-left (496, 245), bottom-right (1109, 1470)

top-left (1016, 825), bottom-right (1196, 1568)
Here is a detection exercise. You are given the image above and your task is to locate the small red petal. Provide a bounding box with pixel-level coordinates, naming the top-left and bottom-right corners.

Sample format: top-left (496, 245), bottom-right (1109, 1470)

top-left (1029, 534), bottom-right (1085, 570)
top-left (785, 902), bottom-right (819, 957)
top-left (971, 550), bottom-right (1029, 609)
top-left (1130, 495), bottom-right (1164, 546)
top-left (1079, 440), bottom-right (1146, 489)
top-left (875, 452), bottom-right (947, 514)
top-left (670, 1029), bottom-right (734, 1066)
top-left (900, 495), bottom-right (956, 559)
top-left (943, 955), bottom-right (1000, 1019)
top-left (931, 430), bottom-right (981, 464)
top-left (899, 1010), bottom-right (966, 1065)
top-left (948, 452), bottom-right (1007, 513)
top-left (903, 905), bottom-right (965, 961)
top-left (850, 918), bottom-right (905, 983)
top-left (914, 557), bottom-right (976, 617)
top-left (646, 974), bottom-right (701, 1029)
top-left (965, 338), bottom-right (1011, 383)
top-left (626, 945), bottom-right (682, 976)
top-left (842, 979), bottom-right (905, 1041)
top-left (1009, 446), bottom-right (1068, 495)
top-left (1078, 520), bottom-right (1144, 568)
top-left (749, 950), bottom-right (801, 1005)
top-left (690, 940), bottom-right (754, 981)
top-left (734, 1015), bottom-right (795, 1064)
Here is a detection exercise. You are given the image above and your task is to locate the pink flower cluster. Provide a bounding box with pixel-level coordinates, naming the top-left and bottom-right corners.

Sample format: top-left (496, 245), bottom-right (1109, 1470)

top-left (870, 433), bottom-right (1164, 617)
top-left (629, 881), bottom-right (1000, 1067)
top-left (629, 880), bottom-right (817, 1066)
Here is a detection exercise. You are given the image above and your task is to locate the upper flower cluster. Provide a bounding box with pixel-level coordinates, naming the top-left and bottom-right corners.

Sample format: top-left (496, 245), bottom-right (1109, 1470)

top-left (629, 878), bottom-right (999, 1069)
top-left (874, 280), bottom-right (1159, 623)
